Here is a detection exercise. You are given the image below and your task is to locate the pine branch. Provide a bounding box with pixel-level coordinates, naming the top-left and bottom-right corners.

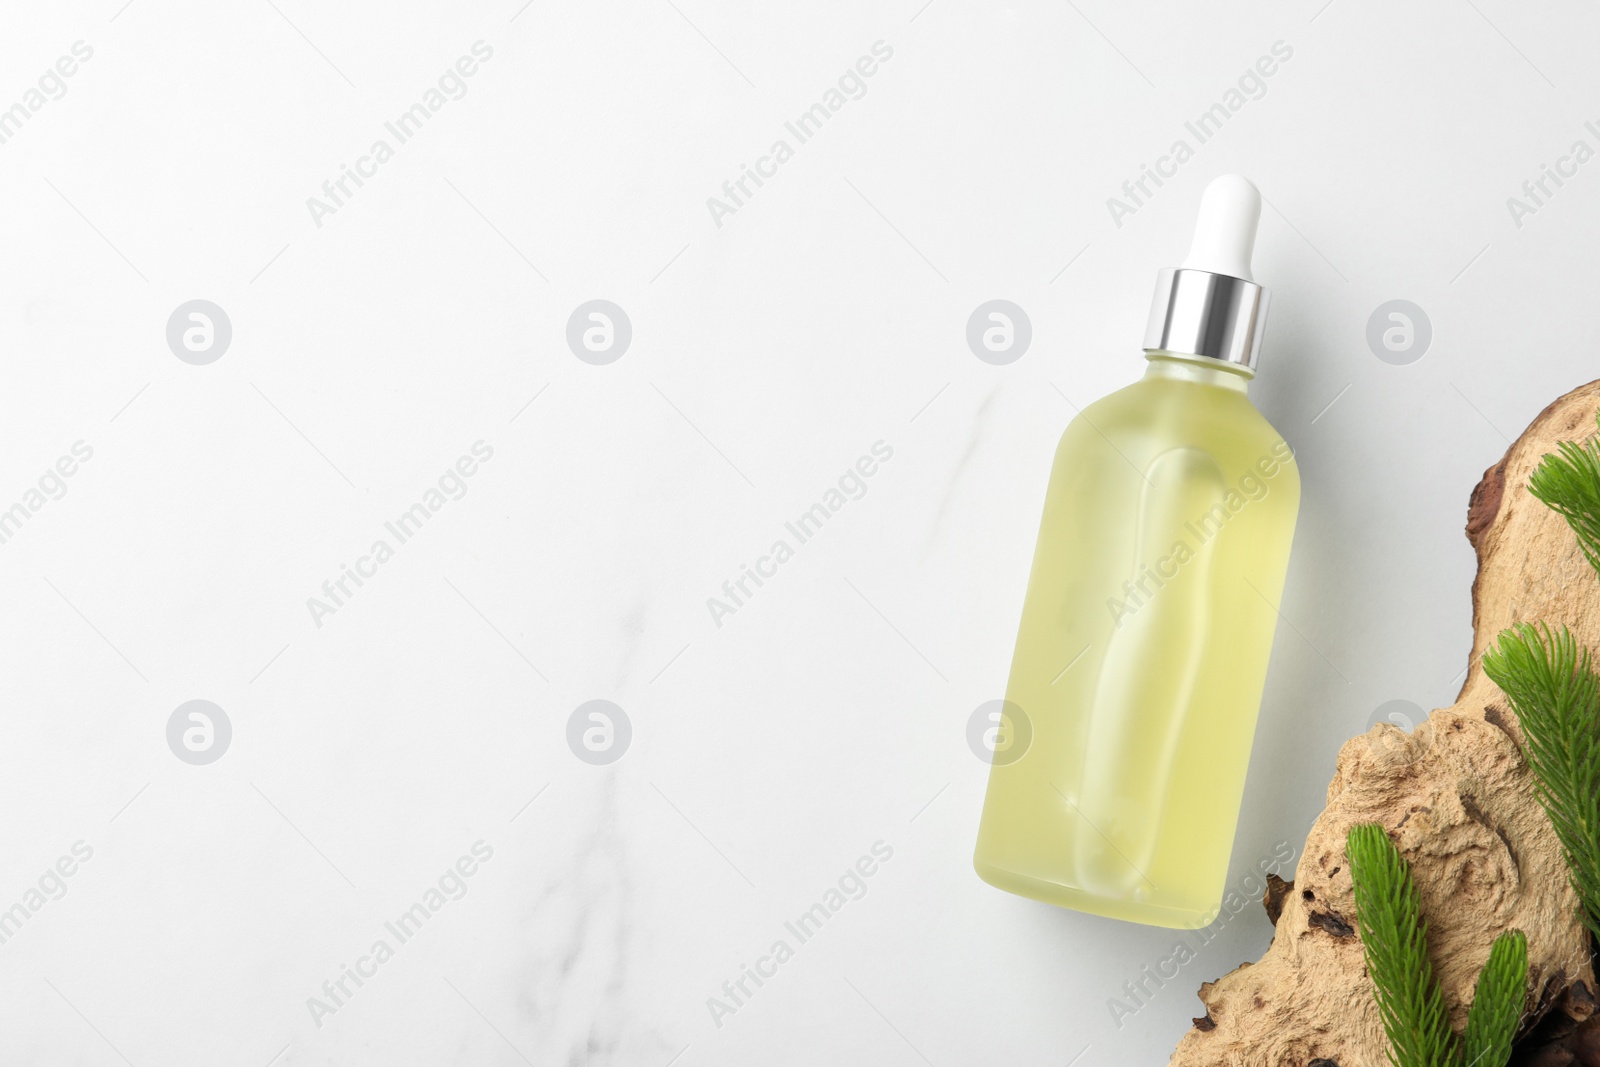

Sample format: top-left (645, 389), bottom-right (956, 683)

top-left (1482, 623), bottom-right (1600, 940)
top-left (1527, 412), bottom-right (1600, 578)
top-left (1346, 823), bottom-right (1458, 1067)
top-left (1460, 929), bottom-right (1528, 1067)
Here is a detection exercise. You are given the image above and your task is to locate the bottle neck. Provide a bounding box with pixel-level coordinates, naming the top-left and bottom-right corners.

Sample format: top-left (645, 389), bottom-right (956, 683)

top-left (1142, 351), bottom-right (1251, 394)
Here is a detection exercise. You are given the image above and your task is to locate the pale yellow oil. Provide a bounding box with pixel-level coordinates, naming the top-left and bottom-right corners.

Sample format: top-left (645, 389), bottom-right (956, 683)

top-left (974, 353), bottom-right (1300, 928)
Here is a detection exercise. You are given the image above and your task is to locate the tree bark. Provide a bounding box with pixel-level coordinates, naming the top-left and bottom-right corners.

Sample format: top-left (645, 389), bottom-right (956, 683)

top-left (1168, 379), bottom-right (1600, 1067)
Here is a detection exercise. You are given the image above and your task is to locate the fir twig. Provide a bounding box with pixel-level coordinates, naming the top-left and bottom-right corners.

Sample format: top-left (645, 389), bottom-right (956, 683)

top-left (1527, 412), bottom-right (1600, 579)
top-left (1482, 623), bottom-right (1600, 940)
top-left (1460, 929), bottom-right (1528, 1067)
top-left (1347, 823), bottom-right (1457, 1067)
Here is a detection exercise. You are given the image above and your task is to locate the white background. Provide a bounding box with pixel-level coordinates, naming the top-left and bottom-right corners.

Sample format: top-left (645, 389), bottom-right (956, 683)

top-left (0, 0), bottom-right (1593, 1064)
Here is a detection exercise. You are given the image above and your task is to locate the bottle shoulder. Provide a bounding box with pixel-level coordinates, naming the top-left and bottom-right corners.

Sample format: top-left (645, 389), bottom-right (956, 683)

top-left (1074, 375), bottom-right (1279, 441)
top-left (1063, 375), bottom-right (1297, 484)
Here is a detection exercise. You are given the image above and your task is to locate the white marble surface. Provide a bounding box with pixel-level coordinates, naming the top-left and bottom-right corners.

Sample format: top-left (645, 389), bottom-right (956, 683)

top-left (0, 0), bottom-right (1596, 1063)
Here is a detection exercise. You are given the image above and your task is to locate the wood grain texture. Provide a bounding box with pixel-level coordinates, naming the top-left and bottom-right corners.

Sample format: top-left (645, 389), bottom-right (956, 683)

top-left (1169, 379), bottom-right (1600, 1067)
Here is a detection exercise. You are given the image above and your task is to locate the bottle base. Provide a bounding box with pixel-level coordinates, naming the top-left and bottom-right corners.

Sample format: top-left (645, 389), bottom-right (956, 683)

top-left (973, 858), bottom-right (1219, 929)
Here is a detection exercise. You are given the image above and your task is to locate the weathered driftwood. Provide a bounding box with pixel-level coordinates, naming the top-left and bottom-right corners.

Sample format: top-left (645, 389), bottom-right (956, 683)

top-left (1169, 380), bottom-right (1600, 1067)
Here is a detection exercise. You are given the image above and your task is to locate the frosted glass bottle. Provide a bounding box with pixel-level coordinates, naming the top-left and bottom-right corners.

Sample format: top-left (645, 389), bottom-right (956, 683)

top-left (973, 175), bottom-right (1301, 927)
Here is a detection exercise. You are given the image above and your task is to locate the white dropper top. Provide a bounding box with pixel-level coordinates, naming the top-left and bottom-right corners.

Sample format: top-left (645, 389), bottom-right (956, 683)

top-left (1180, 174), bottom-right (1261, 282)
top-left (1143, 173), bottom-right (1270, 370)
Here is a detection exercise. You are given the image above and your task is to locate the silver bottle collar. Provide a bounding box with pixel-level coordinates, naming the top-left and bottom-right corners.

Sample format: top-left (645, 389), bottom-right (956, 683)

top-left (1143, 268), bottom-right (1269, 373)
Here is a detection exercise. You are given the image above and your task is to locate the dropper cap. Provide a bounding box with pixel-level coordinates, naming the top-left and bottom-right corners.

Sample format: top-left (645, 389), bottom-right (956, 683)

top-left (1182, 175), bottom-right (1260, 280)
top-left (1143, 174), bottom-right (1270, 373)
